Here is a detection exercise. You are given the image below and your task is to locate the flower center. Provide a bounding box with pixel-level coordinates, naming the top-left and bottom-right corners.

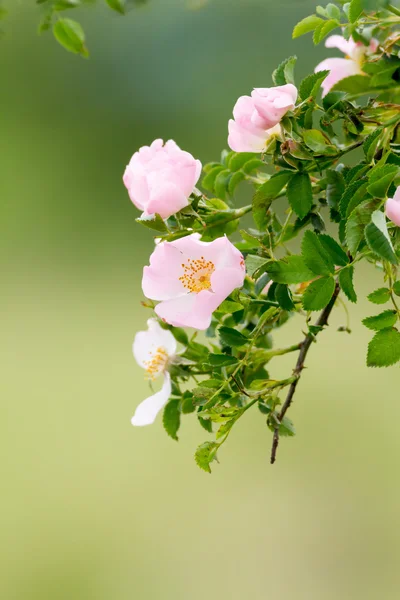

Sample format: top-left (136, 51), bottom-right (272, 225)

top-left (179, 256), bottom-right (215, 293)
top-left (143, 346), bottom-right (169, 380)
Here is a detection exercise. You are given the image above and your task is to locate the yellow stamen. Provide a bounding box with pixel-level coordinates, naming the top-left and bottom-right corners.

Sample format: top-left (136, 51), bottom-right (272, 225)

top-left (143, 346), bottom-right (169, 380)
top-left (179, 256), bottom-right (215, 293)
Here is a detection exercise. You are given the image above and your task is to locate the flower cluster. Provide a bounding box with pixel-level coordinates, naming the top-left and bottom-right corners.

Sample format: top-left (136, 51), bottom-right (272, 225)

top-left (122, 2), bottom-right (400, 472)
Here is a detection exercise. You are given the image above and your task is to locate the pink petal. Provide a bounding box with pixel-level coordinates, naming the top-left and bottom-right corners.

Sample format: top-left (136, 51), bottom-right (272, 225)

top-left (147, 182), bottom-right (189, 219)
top-left (386, 196), bottom-right (400, 227)
top-left (155, 293), bottom-right (197, 327)
top-left (131, 372), bottom-right (171, 426)
top-left (325, 35), bottom-right (356, 57)
top-left (142, 243), bottom-right (187, 300)
top-left (315, 57), bottom-right (361, 96)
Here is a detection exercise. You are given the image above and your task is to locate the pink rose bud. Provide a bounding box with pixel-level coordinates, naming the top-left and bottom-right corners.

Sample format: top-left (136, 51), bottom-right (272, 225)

top-left (251, 84), bottom-right (298, 129)
top-left (142, 233), bottom-right (246, 330)
top-left (386, 187), bottom-right (400, 227)
top-left (123, 139), bottom-right (202, 220)
top-left (228, 86), bottom-right (297, 153)
top-left (315, 35), bottom-right (378, 97)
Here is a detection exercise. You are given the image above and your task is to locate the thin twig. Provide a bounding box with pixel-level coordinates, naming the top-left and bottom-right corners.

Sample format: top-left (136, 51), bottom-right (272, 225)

top-left (270, 282), bottom-right (340, 465)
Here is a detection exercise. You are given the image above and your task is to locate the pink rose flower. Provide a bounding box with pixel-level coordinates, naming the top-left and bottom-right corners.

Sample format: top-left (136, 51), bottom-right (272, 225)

top-left (228, 84), bottom-right (298, 153)
top-left (123, 139), bottom-right (202, 220)
top-left (131, 319), bottom-right (177, 426)
top-left (315, 35), bottom-right (378, 97)
top-left (386, 187), bottom-right (400, 227)
top-left (142, 233), bottom-right (246, 330)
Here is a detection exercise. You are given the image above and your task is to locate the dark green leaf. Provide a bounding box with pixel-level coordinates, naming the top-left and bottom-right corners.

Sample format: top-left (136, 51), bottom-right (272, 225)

top-left (393, 281), bottom-right (400, 296)
top-left (345, 198), bottom-right (380, 255)
top-left (302, 276), bottom-right (335, 311)
top-left (228, 171), bottom-right (245, 195)
top-left (363, 128), bottom-right (383, 163)
top-left (339, 180), bottom-right (368, 218)
top-left (252, 171), bottom-right (292, 229)
top-left (365, 210), bottom-right (397, 264)
top-left (368, 287), bottom-right (391, 304)
top-left (367, 328), bottom-right (400, 367)
top-left (266, 255), bottom-right (314, 284)
top-left (163, 399), bottom-right (180, 441)
top-left (303, 129), bottom-right (336, 154)
top-left (287, 172), bottom-right (313, 219)
top-left (326, 170), bottom-right (345, 210)
top-left (136, 214), bottom-right (168, 233)
top-left (299, 71), bottom-right (329, 100)
top-left (207, 353), bottom-right (239, 367)
top-left (338, 266), bottom-right (357, 302)
top-left (228, 152), bottom-right (258, 172)
top-left (53, 18), bottom-right (88, 57)
top-left (318, 234), bottom-right (349, 266)
top-left (275, 284), bottom-right (295, 310)
top-left (367, 164), bottom-right (399, 199)
top-left (301, 230), bottom-right (335, 275)
top-left (219, 326), bottom-right (248, 347)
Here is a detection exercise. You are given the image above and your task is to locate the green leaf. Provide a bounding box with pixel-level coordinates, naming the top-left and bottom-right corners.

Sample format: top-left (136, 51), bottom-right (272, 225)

top-left (252, 171), bottom-right (292, 230)
top-left (349, 0), bottom-right (363, 22)
top-left (105, 0), bottom-right (125, 14)
top-left (53, 18), bottom-right (88, 57)
top-left (195, 441), bottom-right (219, 473)
top-left (314, 19), bottom-right (340, 45)
top-left (217, 300), bottom-right (244, 314)
top-left (303, 129), bottom-right (336, 154)
top-left (275, 284), bottom-right (295, 311)
top-left (214, 169), bottom-right (231, 200)
top-left (293, 15), bottom-right (324, 38)
top-left (287, 172), bottom-right (313, 219)
top-left (339, 180), bottom-right (368, 218)
top-left (365, 210), bottom-right (397, 264)
top-left (345, 198), bottom-right (380, 255)
top-left (136, 214), bottom-right (168, 233)
top-left (170, 327), bottom-right (189, 345)
top-left (299, 71), bottom-right (329, 100)
top-left (331, 74), bottom-right (372, 95)
top-left (367, 328), bottom-right (400, 367)
top-left (326, 170), bottom-right (345, 210)
top-left (266, 255), bottom-right (314, 284)
top-left (228, 171), bottom-right (245, 195)
top-left (363, 128), bottom-right (383, 163)
top-left (202, 165), bottom-right (225, 192)
top-left (207, 353), bottom-right (239, 367)
top-left (393, 281), bottom-right (400, 296)
top-left (219, 326), bottom-right (248, 347)
top-left (163, 399), bottom-right (180, 441)
top-left (363, 310), bottom-right (398, 331)
top-left (228, 152), bottom-right (258, 172)
top-left (245, 254), bottom-right (269, 278)
top-left (318, 234), bottom-right (349, 266)
top-left (367, 164), bottom-right (399, 199)
top-left (198, 415), bottom-right (213, 433)
top-left (368, 287), bottom-right (391, 304)
top-left (338, 266), bottom-right (357, 302)
top-left (278, 416), bottom-right (296, 437)
top-left (301, 230), bottom-right (335, 275)
top-left (272, 56), bottom-right (297, 86)
top-left (302, 276), bottom-right (335, 311)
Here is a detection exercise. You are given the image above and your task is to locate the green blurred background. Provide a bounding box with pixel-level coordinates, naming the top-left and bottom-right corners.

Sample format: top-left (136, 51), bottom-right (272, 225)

top-left (2, 1), bottom-right (400, 598)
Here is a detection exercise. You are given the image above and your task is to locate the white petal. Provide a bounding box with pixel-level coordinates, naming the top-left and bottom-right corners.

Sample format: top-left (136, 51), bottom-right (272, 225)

top-left (131, 372), bottom-right (172, 426)
top-left (133, 318), bottom-right (177, 368)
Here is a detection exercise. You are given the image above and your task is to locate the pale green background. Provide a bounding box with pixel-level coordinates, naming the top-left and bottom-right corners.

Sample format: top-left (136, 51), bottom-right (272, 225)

top-left (1, 1), bottom-right (399, 599)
